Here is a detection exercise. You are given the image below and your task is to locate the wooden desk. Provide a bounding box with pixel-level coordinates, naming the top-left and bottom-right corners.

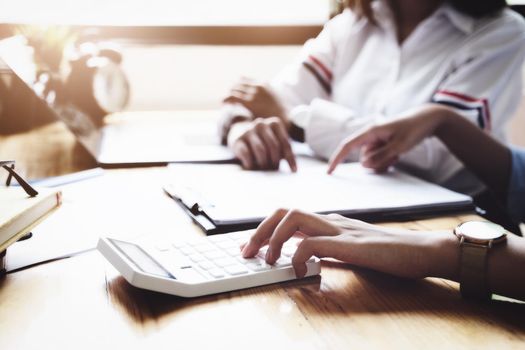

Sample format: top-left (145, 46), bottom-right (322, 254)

top-left (1, 119), bottom-right (524, 350)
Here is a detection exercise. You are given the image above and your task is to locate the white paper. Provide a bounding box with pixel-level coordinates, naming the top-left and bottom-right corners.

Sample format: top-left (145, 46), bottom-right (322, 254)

top-left (168, 157), bottom-right (472, 224)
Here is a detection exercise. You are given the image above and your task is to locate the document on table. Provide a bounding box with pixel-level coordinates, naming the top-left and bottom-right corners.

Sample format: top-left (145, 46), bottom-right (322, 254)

top-left (166, 157), bottom-right (473, 233)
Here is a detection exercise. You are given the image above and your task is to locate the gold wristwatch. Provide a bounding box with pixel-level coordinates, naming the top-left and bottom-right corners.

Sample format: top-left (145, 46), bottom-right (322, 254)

top-left (454, 221), bottom-right (507, 300)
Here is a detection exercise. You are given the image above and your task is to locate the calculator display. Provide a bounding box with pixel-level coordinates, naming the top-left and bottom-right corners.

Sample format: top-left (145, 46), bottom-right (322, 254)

top-left (109, 239), bottom-right (174, 279)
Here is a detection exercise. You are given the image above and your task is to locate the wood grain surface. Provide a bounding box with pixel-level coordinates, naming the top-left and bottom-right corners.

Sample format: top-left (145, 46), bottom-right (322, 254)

top-left (1, 114), bottom-right (524, 350)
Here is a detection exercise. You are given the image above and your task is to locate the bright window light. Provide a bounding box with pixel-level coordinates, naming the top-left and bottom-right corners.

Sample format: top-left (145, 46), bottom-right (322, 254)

top-left (0, 0), bottom-right (330, 26)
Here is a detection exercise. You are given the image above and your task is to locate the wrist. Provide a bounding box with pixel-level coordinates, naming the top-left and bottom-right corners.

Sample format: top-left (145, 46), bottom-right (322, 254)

top-left (425, 231), bottom-right (460, 281)
top-left (280, 113), bottom-right (292, 131)
top-left (432, 105), bottom-right (459, 139)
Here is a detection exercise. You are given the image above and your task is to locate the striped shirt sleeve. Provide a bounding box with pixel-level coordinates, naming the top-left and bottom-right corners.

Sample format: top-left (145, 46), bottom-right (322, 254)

top-left (302, 54), bottom-right (333, 95)
top-left (270, 10), bottom-right (355, 110)
top-left (217, 10), bottom-right (355, 144)
top-left (432, 90), bottom-right (492, 130)
top-left (431, 17), bottom-right (525, 137)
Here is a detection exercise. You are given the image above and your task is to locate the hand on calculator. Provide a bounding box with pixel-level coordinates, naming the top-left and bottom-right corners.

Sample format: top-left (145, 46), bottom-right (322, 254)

top-left (98, 221), bottom-right (321, 297)
top-left (242, 208), bottom-right (451, 280)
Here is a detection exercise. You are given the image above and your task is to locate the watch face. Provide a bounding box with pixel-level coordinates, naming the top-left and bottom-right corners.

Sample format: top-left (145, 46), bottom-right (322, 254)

top-left (455, 221), bottom-right (507, 243)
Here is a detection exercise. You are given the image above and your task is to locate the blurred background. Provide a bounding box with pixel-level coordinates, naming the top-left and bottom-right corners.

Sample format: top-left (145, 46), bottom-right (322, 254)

top-left (0, 0), bottom-right (328, 112)
top-left (0, 0), bottom-right (522, 144)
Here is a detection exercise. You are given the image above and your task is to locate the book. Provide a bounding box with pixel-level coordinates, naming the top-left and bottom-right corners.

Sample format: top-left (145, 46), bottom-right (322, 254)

top-left (165, 157), bottom-right (473, 234)
top-left (0, 187), bottom-right (62, 252)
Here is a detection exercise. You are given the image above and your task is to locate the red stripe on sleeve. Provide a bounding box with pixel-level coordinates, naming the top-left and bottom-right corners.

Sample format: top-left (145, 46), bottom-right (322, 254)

top-left (482, 99), bottom-right (492, 131)
top-left (308, 55), bottom-right (333, 81)
top-left (435, 90), bottom-right (491, 131)
top-left (436, 90), bottom-right (480, 103)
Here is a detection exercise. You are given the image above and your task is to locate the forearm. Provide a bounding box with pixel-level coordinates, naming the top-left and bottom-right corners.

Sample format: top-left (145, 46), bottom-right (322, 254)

top-left (434, 108), bottom-right (512, 196)
top-left (487, 234), bottom-right (525, 300)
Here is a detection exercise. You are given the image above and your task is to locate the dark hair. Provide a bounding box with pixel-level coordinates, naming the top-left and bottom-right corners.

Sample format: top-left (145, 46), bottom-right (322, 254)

top-left (449, 0), bottom-right (507, 18)
top-left (347, 0), bottom-right (374, 21)
top-left (348, 0), bottom-right (507, 21)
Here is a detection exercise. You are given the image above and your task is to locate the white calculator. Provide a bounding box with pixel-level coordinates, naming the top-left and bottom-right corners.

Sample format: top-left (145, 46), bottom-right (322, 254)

top-left (97, 231), bottom-right (321, 297)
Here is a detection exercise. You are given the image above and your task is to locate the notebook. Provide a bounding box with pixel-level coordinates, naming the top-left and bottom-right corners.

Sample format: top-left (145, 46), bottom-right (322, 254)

top-left (0, 187), bottom-right (62, 252)
top-left (164, 157), bottom-right (474, 234)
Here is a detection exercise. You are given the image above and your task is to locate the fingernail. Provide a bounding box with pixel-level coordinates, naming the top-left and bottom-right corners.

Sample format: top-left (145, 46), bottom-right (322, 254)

top-left (294, 265), bottom-right (306, 278)
top-left (265, 249), bottom-right (274, 263)
top-left (241, 245), bottom-right (251, 258)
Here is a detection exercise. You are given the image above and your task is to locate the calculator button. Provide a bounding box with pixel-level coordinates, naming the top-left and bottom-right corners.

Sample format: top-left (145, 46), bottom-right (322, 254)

top-left (188, 254), bottom-right (206, 263)
top-left (155, 242), bottom-right (171, 252)
top-left (187, 240), bottom-right (205, 247)
top-left (198, 261), bottom-right (215, 270)
top-left (161, 250), bottom-right (191, 264)
top-left (257, 246), bottom-right (269, 255)
top-left (204, 250), bottom-right (227, 260)
top-left (216, 240), bottom-right (239, 249)
top-left (246, 262), bottom-right (271, 272)
top-left (225, 247), bottom-right (242, 257)
top-left (176, 267), bottom-right (206, 283)
top-left (208, 235), bottom-right (229, 243)
top-left (274, 258), bottom-right (292, 268)
top-left (233, 239), bottom-right (248, 247)
top-left (171, 241), bottom-right (186, 249)
top-left (238, 256), bottom-right (257, 263)
top-left (281, 246), bottom-right (296, 258)
top-left (168, 257), bottom-right (192, 268)
top-left (228, 231), bottom-right (250, 240)
top-left (213, 257), bottom-right (238, 268)
top-left (225, 265), bottom-right (249, 276)
top-left (194, 244), bottom-right (216, 253)
top-left (208, 268), bottom-right (226, 279)
top-left (179, 246), bottom-right (196, 255)
top-left (160, 259), bottom-right (192, 273)
top-left (230, 235), bottom-right (248, 243)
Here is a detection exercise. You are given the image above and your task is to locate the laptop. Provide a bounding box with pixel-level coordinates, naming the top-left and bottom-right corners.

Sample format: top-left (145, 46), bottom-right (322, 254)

top-left (0, 36), bottom-right (234, 167)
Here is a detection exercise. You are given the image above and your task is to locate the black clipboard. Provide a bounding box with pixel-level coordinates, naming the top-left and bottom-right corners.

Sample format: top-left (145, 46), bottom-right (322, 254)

top-left (164, 184), bottom-right (258, 235)
top-left (163, 183), bottom-right (475, 235)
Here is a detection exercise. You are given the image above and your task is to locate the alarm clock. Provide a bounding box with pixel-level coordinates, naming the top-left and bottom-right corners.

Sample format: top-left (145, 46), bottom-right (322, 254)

top-left (65, 43), bottom-right (130, 126)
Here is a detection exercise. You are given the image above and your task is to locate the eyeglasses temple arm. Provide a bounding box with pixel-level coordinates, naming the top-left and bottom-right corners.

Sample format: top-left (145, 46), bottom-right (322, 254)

top-left (2, 165), bottom-right (39, 197)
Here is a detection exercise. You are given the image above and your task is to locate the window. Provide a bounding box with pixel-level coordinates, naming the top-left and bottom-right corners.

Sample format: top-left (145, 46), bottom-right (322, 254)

top-left (0, 0), bottom-right (330, 26)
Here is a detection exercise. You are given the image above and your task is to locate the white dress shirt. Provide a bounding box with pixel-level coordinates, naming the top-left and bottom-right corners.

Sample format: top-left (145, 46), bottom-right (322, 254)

top-left (269, 1), bottom-right (525, 195)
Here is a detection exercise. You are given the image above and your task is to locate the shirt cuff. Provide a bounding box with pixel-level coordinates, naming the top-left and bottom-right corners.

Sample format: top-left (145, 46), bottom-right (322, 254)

top-left (304, 98), bottom-right (357, 160)
top-left (219, 104), bottom-right (253, 145)
top-left (226, 120), bottom-right (254, 147)
top-left (289, 105), bottom-right (311, 142)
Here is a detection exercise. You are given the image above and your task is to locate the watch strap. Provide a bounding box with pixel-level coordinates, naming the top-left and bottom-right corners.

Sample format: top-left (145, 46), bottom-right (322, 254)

top-left (459, 241), bottom-right (490, 300)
